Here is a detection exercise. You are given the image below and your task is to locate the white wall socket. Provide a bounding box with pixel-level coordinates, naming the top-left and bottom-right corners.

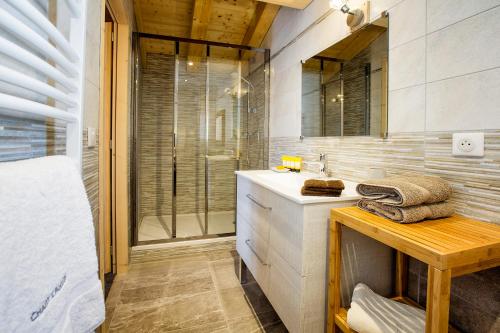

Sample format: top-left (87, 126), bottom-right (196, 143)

top-left (452, 132), bottom-right (484, 157)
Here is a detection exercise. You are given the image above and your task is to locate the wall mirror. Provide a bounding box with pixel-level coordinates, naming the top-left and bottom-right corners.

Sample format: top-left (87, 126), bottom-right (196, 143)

top-left (301, 15), bottom-right (388, 138)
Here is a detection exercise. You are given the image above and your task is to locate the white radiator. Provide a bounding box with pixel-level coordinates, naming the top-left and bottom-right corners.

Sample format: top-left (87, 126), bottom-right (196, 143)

top-left (0, 0), bottom-right (88, 170)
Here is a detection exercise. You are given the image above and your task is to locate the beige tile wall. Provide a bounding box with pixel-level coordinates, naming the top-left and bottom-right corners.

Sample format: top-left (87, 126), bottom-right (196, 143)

top-left (270, 130), bottom-right (500, 222)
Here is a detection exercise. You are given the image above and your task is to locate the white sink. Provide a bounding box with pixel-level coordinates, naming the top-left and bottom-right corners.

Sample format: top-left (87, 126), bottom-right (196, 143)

top-left (235, 170), bottom-right (361, 204)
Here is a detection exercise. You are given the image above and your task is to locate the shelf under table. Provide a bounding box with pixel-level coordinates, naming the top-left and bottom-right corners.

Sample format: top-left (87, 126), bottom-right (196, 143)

top-left (327, 207), bottom-right (500, 333)
top-left (335, 297), bottom-right (460, 333)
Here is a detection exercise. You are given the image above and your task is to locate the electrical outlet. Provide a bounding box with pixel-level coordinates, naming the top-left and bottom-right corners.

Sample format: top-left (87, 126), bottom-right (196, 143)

top-left (452, 132), bottom-right (484, 157)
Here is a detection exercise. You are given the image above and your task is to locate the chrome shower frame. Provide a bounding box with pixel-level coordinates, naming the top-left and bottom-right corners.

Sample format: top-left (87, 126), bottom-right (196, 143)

top-left (131, 32), bottom-right (270, 245)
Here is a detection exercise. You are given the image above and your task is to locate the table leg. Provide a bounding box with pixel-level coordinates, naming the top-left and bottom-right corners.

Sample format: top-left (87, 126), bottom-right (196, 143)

top-left (327, 220), bottom-right (342, 333)
top-left (395, 251), bottom-right (409, 297)
top-left (425, 266), bottom-right (451, 333)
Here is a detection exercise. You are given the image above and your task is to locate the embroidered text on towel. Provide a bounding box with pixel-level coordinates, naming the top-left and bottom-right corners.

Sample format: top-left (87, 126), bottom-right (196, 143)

top-left (31, 274), bottom-right (67, 321)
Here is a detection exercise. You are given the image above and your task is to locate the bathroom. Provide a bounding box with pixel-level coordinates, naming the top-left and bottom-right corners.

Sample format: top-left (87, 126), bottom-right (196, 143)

top-left (0, 0), bottom-right (499, 332)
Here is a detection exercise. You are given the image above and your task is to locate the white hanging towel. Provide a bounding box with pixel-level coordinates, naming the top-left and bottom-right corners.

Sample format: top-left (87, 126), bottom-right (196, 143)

top-left (0, 156), bottom-right (105, 333)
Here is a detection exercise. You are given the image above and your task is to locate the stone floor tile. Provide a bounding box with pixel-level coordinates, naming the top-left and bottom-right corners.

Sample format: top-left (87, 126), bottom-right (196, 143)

top-left (218, 287), bottom-right (255, 319)
top-left (210, 258), bottom-right (241, 290)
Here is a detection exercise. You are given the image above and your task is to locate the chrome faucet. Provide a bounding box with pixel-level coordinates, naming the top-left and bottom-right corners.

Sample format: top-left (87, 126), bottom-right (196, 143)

top-left (318, 153), bottom-right (328, 177)
top-left (304, 153), bottom-right (328, 177)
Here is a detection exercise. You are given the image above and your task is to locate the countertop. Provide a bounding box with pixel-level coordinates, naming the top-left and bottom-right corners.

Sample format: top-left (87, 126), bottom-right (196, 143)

top-left (235, 170), bottom-right (361, 205)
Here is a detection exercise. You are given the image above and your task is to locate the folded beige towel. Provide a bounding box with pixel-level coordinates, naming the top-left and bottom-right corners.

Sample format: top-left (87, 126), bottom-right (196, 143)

top-left (358, 199), bottom-right (454, 223)
top-left (356, 175), bottom-right (452, 207)
top-left (304, 179), bottom-right (345, 190)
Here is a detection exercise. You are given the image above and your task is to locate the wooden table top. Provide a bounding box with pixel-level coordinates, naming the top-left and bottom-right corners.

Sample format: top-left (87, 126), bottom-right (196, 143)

top-left (331, 207), bottom-right (500, 271)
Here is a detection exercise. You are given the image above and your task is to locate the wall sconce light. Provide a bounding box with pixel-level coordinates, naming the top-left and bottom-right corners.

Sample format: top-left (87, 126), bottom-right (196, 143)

top-left (329, 0), bottom-right (370, 30)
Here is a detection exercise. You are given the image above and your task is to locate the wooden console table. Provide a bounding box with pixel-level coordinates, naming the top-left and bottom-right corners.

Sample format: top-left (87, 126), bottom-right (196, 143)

top-left (327, 207), bottom-right (500, 333)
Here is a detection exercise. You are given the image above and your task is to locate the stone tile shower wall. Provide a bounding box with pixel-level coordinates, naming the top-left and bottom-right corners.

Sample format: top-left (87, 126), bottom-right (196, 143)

top-left (137, 54), bottom-right (174, 219)
top-left (341, 52), bottom-right (369, 137)
top-left (301, 63), bottom-right (323, 137)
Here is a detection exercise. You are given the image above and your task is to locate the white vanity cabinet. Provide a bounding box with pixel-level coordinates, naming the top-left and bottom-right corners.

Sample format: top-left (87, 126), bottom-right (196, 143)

top-left (235, 171), bottom-right (393, 333)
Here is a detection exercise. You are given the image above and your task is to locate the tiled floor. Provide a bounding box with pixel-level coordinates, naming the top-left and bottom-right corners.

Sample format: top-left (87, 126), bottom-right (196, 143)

top-left (105, 240), bottom-right (287, 332)
top-left (139, 211), bottom-right (236, 242)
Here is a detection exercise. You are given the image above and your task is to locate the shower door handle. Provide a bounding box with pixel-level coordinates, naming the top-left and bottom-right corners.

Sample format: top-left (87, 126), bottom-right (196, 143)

top-left (172, 132), bottom-right (177, 196)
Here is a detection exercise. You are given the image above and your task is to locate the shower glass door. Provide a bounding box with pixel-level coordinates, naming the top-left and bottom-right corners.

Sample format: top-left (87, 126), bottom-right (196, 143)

top-left (135, 38), bottom-right (176, 242)
top-left (134, 34), bottom-right (269, 245)
top-left (174, 42), bottom-right (208, 238)
top-left (206, 46), bottom-right (241, 236)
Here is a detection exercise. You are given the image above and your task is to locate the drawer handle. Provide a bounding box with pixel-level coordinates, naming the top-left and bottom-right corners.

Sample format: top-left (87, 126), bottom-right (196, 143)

top-left (245, 239), bottom-right (268, 266)
top-left (246, 194), bottom-right (272, 211)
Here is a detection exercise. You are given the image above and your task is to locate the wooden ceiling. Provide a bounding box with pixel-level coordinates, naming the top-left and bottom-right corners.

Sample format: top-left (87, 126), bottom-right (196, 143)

top-left (134, 0), bottom-right (280, 58)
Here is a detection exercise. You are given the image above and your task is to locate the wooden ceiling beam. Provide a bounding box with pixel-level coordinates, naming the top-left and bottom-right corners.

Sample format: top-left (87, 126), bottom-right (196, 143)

top-left (190, 0), bottom-right (213, 39)
top-left (188, 0), bottom-right (213, 63)
top-left (241, 2), bottom-right (280, 48)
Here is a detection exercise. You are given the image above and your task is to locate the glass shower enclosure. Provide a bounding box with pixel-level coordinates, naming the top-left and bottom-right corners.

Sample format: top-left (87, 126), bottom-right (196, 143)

top-left (131, 33), bottom-right (269, 245)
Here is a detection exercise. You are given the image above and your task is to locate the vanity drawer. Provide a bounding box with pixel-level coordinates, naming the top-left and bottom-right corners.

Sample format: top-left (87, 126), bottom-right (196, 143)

top-left (236, 215), bottom-right (270, 294)
top-left (268, 191), bottom-right (304, 275)
top-left (268, 247), bottom-right (302, 333)
top-left (237, 176), bottom-right (272, 240)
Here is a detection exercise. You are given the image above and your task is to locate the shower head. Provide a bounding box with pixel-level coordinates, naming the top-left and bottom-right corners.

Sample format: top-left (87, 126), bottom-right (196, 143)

top-left (231, 72), bottom-right (255, 90)
top-left (241, 77), bottom-right (254, 89)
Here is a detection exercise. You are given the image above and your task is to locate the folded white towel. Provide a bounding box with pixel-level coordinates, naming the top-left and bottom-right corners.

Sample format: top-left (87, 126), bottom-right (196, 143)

top-left (0, 156), bottom-right (105, 333)
top-left (347, 283), bottom-right (425, 333)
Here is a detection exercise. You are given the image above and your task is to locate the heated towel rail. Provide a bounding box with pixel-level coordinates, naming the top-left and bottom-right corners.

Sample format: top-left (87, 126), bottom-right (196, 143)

top-left (0, 0), bottom-right (88, 170)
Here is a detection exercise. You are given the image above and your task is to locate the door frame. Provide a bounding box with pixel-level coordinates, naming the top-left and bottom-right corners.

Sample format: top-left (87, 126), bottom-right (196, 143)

top-left (98, 0), bottom-right (132, 281)
top-left (102, 18), bottom-right (114, 276)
